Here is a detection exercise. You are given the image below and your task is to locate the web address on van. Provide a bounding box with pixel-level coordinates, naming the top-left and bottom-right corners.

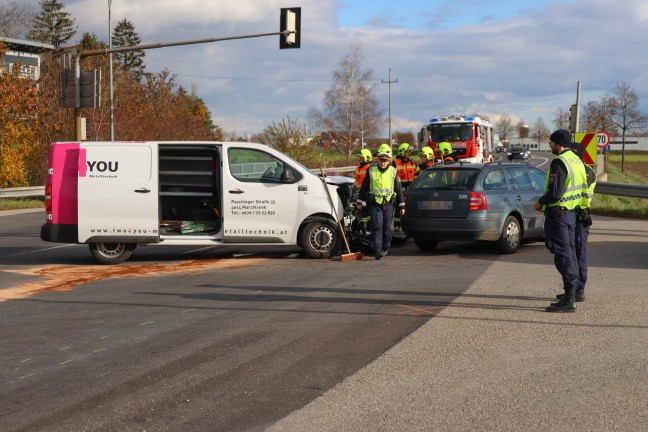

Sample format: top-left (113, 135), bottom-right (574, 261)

top-left (90, 228), bottom-right (158, 234)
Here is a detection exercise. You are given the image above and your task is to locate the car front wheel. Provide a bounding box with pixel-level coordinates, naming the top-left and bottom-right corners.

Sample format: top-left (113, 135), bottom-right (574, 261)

top-left (300, 220), bottom-right (341, 258)
top-left (496, 216), bottom-right (521, 254)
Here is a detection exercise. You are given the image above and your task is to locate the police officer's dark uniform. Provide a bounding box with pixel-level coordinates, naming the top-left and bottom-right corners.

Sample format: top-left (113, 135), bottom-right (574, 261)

top-left (555, 142), bottom-right (596, 303)
top-left (356, 151), bottom-right (405, 260)
top-left (534, 129), bottom-right (588, 312)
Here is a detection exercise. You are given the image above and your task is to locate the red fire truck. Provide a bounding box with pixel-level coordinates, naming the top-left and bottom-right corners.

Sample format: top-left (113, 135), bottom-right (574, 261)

top-left (417, 115), bottom-right (496, 163)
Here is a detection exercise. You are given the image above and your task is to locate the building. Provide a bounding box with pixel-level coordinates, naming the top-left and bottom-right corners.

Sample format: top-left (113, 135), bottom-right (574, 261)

top-left (0, 36), bottom-right (55, 81)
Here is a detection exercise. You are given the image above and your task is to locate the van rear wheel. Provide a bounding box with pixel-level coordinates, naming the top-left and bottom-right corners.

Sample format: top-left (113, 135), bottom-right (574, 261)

top-left (89, 242), bottom-right (136, 264)
top-left (300, 220), bottom-right (341, 259)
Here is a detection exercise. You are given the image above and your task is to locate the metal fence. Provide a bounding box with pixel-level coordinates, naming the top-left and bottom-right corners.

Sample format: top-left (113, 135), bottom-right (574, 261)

top-left (2, 178), bottom-right (648, 200)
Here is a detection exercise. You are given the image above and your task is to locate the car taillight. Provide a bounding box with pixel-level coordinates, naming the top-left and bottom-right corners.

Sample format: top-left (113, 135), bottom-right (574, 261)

top-left (45, 183), bottom-right (52, 214)
top-left (469, 191), bottom-right (488, 210)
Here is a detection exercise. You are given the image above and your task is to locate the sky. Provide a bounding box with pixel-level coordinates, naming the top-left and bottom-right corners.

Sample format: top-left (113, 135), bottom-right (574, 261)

top-left (16, 0), bottom-right (648, 138)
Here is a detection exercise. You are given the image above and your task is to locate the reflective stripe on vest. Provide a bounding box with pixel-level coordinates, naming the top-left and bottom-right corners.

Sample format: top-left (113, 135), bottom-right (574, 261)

top-left (544, 151), bottom-right (588, 210)
top-left (355, 162), bottom-right (371, 186)
top-left (395, 157), bottom-right (417, 183)
top-left (369, 165), bottom-right (397, 204)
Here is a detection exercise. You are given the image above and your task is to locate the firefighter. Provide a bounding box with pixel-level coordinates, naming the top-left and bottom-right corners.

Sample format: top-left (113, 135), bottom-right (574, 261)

top-left (376, 143), bottom-right (392, 160)
top-left (394, 143), bottom-right (420, 191)
top-left (355, 149), bottom-right (373, 188)
top-left (418, 147), bottom-right (435, 171)
top-left (437, 141), bottom-right (456, 164)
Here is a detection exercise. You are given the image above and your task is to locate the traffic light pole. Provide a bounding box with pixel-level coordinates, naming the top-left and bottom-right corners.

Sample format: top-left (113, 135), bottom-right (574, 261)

top-left (73, 27), bottom-right (298, 140)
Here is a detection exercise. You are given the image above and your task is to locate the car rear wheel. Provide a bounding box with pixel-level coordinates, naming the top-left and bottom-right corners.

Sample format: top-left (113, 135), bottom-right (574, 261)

top-left (496, 216), bottom-right (521, 254)
top-left (89, 242), bottom-right (136, 264)
top-left (414, 237), bottom-right (439, 251)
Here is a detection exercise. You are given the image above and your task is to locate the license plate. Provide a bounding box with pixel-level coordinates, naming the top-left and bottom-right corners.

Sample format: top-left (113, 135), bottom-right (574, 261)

top-left (419, 200), bottom-right (453, 210)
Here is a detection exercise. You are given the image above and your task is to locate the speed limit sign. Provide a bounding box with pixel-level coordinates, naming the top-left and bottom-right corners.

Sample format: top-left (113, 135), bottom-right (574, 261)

top-left (596, 130), bottom-right (611, 149)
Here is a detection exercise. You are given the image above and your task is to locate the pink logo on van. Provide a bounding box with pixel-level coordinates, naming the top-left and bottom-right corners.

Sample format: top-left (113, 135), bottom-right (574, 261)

top-left (78, 148), bottom-right (87, 177)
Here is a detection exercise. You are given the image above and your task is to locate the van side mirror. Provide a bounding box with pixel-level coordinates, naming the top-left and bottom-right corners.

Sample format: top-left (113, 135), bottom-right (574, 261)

top-left (281, 168), bottom-right (296, 183)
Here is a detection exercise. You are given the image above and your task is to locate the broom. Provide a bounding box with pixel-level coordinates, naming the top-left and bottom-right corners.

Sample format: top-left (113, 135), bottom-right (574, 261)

top-left (319, 168), bottom-right (364, 261)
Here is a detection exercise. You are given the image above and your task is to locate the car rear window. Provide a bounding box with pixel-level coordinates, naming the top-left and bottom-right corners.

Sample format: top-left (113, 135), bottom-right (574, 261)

top-left (411, 168), bottom-right (479, 191)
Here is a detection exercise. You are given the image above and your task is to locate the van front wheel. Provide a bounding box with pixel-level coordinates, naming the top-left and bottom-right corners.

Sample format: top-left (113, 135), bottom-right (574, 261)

top-left (300, 221), bottom-right (341, 259)
top-left (89, 242), bottom-right (136, 264)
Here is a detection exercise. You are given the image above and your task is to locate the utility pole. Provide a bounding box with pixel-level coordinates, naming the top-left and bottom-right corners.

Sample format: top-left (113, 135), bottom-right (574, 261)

top-left (108, 0), bottom-right (114, 141)
top-left (382, 68), bottom-right (397, 151)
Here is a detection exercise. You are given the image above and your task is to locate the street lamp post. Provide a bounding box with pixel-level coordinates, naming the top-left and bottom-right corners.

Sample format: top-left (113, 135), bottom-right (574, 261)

top-left (382, 68), bottom-right (397, 151)
top-left (108, 0), bottom-right (114, 141)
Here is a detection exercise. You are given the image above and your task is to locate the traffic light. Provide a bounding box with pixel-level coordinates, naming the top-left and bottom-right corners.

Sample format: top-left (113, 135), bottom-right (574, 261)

top-left (280, 7), bottom-right (301, 49)
top-left (569, 104), bottom-right (578, 133)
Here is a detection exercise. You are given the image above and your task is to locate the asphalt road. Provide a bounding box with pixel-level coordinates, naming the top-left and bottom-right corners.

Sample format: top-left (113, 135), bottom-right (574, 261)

top-left (0, 210), bottom-right (522, 431)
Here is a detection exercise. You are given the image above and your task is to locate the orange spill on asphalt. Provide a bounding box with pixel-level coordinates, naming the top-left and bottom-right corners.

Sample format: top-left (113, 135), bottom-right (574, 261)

top-left (0, 258), bottom-right (266, 302)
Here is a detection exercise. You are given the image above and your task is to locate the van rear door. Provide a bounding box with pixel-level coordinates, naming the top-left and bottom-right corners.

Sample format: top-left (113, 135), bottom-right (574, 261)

top-left (78, 142), bottom-right (159, 244)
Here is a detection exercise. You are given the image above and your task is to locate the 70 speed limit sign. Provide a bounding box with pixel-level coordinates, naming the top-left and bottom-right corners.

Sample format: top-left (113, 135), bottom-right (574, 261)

top-left (596, 130), bottom-right (611, 148)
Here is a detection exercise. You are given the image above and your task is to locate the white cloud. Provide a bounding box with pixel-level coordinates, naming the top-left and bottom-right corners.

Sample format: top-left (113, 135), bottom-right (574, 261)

top-left (41, 0), bottom-right (648, 136)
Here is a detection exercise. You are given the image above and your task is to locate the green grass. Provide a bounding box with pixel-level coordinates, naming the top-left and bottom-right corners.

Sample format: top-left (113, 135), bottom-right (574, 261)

top-left (0, 197), bottom-right (44, 211)
top-left (591, 163), bottom-right (648, 220)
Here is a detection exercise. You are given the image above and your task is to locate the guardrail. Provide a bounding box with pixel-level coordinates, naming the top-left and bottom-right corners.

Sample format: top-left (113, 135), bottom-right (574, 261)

top-left (2, 179), bottom-right (647, 199)
top-left (0, 186), bottom-right (45, 198)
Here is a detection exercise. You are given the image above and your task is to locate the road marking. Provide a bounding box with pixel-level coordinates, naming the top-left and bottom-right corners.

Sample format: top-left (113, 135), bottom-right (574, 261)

top-left (19, 373), bottom-right (35, 379)
top-left (100, 335), bottom-right (109, 340)
top-left (93, 348), bottom-right (106, 353)
top-left (1, 243), bottom-right (75, 258)
top-left (59, 346), bottom-right (71, 351)
top-left (139, 321), bottom-right (154, 326)
top-left (182, 308), bottom-right (196, 313)
top-left (60, 360), bottom-right (72, 365)
top-left (20, 358), bottom-right (33, 363)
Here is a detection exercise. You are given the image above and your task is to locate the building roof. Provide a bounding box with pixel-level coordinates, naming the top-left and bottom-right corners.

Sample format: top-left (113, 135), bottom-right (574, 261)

top-left (0, 36), bottom-right (55, 54)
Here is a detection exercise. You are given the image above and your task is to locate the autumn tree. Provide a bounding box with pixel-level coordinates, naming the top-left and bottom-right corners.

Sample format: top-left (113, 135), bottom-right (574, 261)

top-left (112, 18), bottom-right (145, 79)
top-left (494, 114), bottom-right (514, 143)
top-left (26, 0), bottom-right (76, 48)
top-left (308, 44), bottom-right (383, 164)
top-left (0, 0), bottom-right (35, 38)
top-left (393, 131), bottom-right (416, 149)
top-left (581, 97), bottom-right (618, 136)
top-left (0, 43), bottom-right (49, 187)
top-left (609, 81), bottom-right (648, 171)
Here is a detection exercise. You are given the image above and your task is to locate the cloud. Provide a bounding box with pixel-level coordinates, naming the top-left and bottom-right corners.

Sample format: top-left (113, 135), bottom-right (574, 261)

top-left (54, 0), bottom-right (648, 137)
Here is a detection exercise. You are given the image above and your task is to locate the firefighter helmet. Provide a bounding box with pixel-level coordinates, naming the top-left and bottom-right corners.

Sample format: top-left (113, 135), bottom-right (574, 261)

top-left (397, 143), bottom-right (411, 157)
top-left (377, 143), bottom-right (392, 155)
top-left (358, 149), bottom-right (372, 163)
top-left (420, 147), bottom-right (434, 159)
top-left (438, 141), bottom-right (453, 156)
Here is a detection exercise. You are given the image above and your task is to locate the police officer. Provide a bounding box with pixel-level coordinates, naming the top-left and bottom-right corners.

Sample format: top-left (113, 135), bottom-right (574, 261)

top-left (356, 150), bottom-right (405, 260)
top-left (534, 129), bottom-right (588, 312)
top-left (555, 142), bottom-right (596, 303)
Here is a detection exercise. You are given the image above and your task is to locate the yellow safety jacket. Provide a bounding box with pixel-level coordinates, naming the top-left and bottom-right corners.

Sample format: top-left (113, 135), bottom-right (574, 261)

top-left (544, 151), bottom-right (588, 211)
top-left (369, 165), bottom-right (397, 204)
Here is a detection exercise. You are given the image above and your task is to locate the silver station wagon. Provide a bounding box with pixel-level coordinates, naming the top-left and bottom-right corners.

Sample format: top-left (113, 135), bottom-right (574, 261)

top-left (401, 161), bottom-right (546, 253)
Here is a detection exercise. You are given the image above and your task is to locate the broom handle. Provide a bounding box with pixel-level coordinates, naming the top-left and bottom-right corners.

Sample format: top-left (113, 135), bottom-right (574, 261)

top-left (320, 168), bottom-right (353, 255)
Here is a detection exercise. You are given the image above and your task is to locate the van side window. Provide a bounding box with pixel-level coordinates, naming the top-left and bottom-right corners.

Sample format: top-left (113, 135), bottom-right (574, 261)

top-left (228, 148), bottom-right (300, 183)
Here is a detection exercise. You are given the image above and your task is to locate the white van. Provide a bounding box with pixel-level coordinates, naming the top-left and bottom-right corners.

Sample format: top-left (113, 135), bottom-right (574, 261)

top-left (40, 141), bottom-right (355, 264)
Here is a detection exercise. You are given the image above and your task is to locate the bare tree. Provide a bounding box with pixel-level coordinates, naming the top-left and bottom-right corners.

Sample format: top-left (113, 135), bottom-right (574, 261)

top-left (553, 107), bottom-right (569, 130)
top-left (582, 96), bottom-right (618, 136)
top-left (0, 1), bottom-right (35, 38)
top-left (609, 81), bottom-right (647, 171)
top-left (259, 117), bottom-right (324, 168)
top-left (308, 44), bottom-right (383, 164)
top-left (530, 117), bottom-right (550, 146)
top-left (494, 113), bottom-right (514, 143)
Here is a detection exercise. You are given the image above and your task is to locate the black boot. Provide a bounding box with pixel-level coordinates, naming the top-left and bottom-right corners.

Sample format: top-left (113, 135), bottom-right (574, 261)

top-left (546, 298), bottom-right (576, 312)
top-left (556, 290), bottom-right (585, 302)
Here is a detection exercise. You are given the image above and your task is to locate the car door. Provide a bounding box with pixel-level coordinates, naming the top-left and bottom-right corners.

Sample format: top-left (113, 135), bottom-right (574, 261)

top-left (504, 166), bottom-right (544, 235)
top-left (77, 142), bottom-right (159, 243)
top-left (222, 146), bottom-right (298, 244)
